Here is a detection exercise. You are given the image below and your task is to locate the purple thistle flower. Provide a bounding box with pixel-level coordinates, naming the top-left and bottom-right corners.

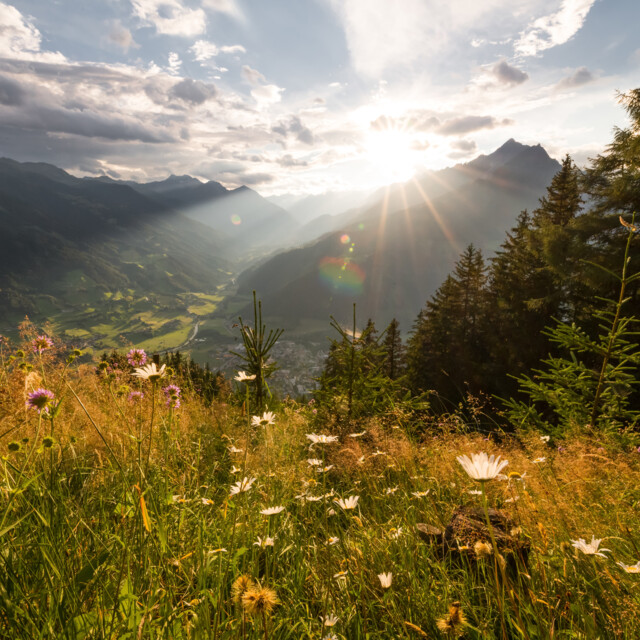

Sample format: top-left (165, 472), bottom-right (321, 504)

top-left (127, 348), bottom-right (147, 367)
top-left (32, 335), bottom-right (53, 354)
top-left (163, 384), bottom-right (181, 409)
top-left (26, 388), bottom-right (55, 413)
top-left (128, 390), bottom-right (144, 403)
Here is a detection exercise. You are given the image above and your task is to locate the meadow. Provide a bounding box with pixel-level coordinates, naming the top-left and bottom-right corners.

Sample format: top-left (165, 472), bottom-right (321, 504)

top-left (0, 325), bottom-right (639, 640)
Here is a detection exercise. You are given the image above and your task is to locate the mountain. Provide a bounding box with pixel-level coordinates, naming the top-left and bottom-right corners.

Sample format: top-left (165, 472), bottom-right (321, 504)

top-left (127, 175), bottom-right (298, 253)
top-left (0, 158), bottom-right (233, 348)
top-left (235, 140), bottom-right (562, 333)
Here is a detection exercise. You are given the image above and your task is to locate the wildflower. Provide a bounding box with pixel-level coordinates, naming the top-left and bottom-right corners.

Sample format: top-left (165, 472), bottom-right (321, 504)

top-left (323, 635), bottom-right (338, 640)
top-left (436, 602), bottom-right (466, 636)
top-left (307, 458), bottom-right (322, 466)
top-left (7, 441), bottom-right (21, 453)
top-left (230, 477), bottom-right (256, 496)
top-left (163, 384), bottom-right (181, 408)
top-left (571, 536), bottom-right (610, 557)
top-left (306, 433), bottom-right (339, 444)
top-left (241, 585), bottom-right (279, 615)
top-left (348, 430), bottom-right (366, 438)
top-left (208, 548), bottom-right (227, 555)
top-left (316, 465), bottom-right (334, 473)
top-left (32, 335), bottom-right (53, 353)
top-left (540, 435), bottom-right (550, 443)
top-left (385, 486), bottom-right (399, 495)
top-left (532, 457), bottom-right (546, 464)
top-left (127, 390), bottom-right (144, 404)
top-left (468, 489), bottom-right (482, 495)
top-left (42, 436), bottom-right (55, 448)
top-left (321, 614), bottom-right (339, 627)
top-left (378, 572), bottom-right (393, 588)
top-left (235, 371), bottom-right (256, 382)
top-left (260, 506), bottom-right (285, 516)
top-left (126, 348), bottom-right (147, 367)
top-left (389, 527), bottom-right (403, 539)
top-left (371, 449), bottom-right (386, 457)
top-left (474, 541), bottom-right (493, 558)
top-left (456, 452), bottom-right (508, 482)
top-left (327, 536), bottom-right (339, 545)
top-left (306, 495), bottom-right (323, 502)
top-left (26, 388), bottom-right (55, 414)
top-left (232, 575), bottom-right (254, 603)
top-left (356, 455), bottom-right (365, 464)
top-left (132, 362), bottom-right (166, 382)
top-left (228, 445), bottom-right (243, 454)
top-left (333, 570), bottom-right (348, 579)
top-left (251, 411), bottom-right (276, 427)
top-left (334, 496), bottom-right (359, 510)
top-left (201, 498), bottom-right (214, 505)
top-left (412, 490), bottom-right (430, 498)
top-left (617, 561), bottom-right (640, 573)
top-left (254, 536), bottom-right (275, 548)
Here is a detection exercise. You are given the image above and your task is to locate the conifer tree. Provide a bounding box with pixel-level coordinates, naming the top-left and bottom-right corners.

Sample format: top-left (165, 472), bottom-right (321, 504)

top-left (406, 245), bottom-right (488, 399)
top-left (382, 318), bottom-right (405, 380)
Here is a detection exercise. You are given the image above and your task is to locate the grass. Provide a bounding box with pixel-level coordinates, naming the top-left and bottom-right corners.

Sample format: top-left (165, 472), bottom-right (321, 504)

top-left (1, 332), bottom-right (640, 639)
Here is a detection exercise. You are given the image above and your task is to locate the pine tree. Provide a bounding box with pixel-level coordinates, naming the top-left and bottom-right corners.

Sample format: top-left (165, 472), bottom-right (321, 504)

top-left (406, 245), bottom-right (488, 400)
top-left (382, 318), bottom-right (405, 380)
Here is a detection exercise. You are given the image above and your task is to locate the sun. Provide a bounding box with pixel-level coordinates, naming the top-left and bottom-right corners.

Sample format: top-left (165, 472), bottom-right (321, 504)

top-left (364, 126), bottom-right (422, 183)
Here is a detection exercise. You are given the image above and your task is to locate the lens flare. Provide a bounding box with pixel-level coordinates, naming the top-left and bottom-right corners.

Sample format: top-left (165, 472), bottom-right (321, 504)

top-left (340, 234), bottom-right (350, 244)
top-left (231, 214), bottom-right (242, 225)
top-left (318, 257), bottom-right (365, 295)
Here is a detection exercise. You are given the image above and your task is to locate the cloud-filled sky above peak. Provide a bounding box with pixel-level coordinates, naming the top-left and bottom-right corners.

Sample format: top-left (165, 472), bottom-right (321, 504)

top-left (0, 0), bottom-right (638, 195)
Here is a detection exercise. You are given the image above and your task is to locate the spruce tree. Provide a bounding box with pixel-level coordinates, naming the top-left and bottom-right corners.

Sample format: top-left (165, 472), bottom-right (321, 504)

top-left (382, 318), bottom-right (405, 380)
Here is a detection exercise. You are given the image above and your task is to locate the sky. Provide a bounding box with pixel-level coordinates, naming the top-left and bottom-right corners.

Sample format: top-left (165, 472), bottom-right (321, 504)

top-left (0, 0), bottom-right (639, 195)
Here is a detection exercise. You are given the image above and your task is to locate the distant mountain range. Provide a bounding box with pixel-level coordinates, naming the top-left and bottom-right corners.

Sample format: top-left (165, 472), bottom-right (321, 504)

top-left (0, 139), bottom-right (562, 352)
top-left (235, 139), bottom-right (562, 333)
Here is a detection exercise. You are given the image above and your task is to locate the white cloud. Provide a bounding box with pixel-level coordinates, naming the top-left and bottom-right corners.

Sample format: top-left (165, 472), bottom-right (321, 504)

top-left (167, 52), bottom-right (182, 75)
top-left (191, 40), bottom-right (219, 61)
top-left (220, 44), bottom-right (246, 54)
top-left (326, 0), bottom-right (549, 76)
top-left (131, 0), bottom-right (207, 37)
top-left (202, 0), bottom-right (244, 20)
top-left (107, 21), bottom-right (137, 52)
top-left (242, 65), bottom-right (266, 85)
top-left (328, 0), bottom-right (438, 76)
top-left (515, 0), bottom-right (597, 57)
top-left (0, 2), bottom-right (65, 63)
top-left (251, 84), bottom-right (284, 108)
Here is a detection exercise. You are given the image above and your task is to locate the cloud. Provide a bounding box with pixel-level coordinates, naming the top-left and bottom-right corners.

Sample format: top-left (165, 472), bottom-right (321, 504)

top-left (169, 78), bottom-right (217, 105)
top-left (328, 0), bottom-right (436, 76)
top-left (220, 44), bottom-right (246, 54)
top-left (191, 40), bottom-right (219, 61)
top-left (191, 41), bottom-right (246, 63)
top-left (277, 154), bottom-right (309, 167)
top-left (0, 2), bottom-right (65, 63)
top-left (437, 115), bottom-right (514, 135)
top-left (241, 65), bottom-right (266, 85)
top-left (167, 52), bottom-right (182, 75)
top-left (0, 103), bottom-right (174, 143)
top-left (555, 66), bottom-right (594, 89)
top-left (251, 84), bottom-right (284, 107)
top-left (107, 20), bottom-right (137, 52)
top-left (202, 0), bottom-right (244, 20)
top-left (272, 115), bottom-right (314, 145)
top-left (492, 59), bottom-right (529, 85)
top-left (131, 0), bottom-right (207, 37)
top-left (0, 74), bottom-right (26, 106)
top-left (515, 0), bottom-right (597, 57)
top-left (450, 139), bottom-right (477, 152)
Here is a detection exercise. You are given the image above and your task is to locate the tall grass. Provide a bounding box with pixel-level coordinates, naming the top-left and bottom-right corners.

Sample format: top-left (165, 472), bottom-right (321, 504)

top-left (0, 332), bottom-right (639, 639)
